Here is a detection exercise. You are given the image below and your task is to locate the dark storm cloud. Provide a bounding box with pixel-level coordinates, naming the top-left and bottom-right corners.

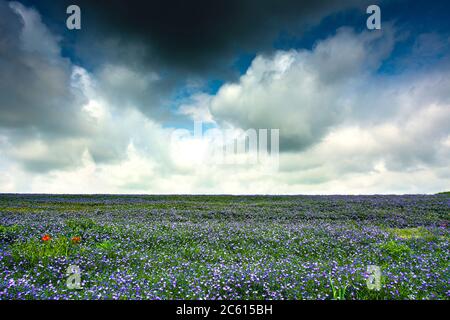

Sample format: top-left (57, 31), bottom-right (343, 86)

top-left (9, 0), bottom-right (378, 125)
top-left (0, 1), bottom-right (88, 136)
top-left (0, 1), bottom-right (129, 172)
top-left (23, 0), bottom-right (371, 77)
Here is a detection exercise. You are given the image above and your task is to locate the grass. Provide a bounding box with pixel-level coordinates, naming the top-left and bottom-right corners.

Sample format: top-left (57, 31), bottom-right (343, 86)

top-left (10, 236), bottom-right (83, 265)
top-left (378, 240), bottom-right (412, 260)
top-left (388, 227), bottom-right (436, 240)
top-left (329, 277), bottom-right (349, 300)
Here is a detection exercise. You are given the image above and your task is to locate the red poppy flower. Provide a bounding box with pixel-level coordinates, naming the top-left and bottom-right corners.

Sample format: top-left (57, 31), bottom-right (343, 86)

top-left (41, 234), bottom-right (51, 242)
top-left (71, 236), bottom-right (81, 244)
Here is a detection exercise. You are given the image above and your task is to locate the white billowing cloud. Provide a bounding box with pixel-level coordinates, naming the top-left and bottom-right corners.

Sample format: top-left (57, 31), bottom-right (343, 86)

top-left (207, 27), bottom-right (396, 150)
top-left (178, 94), bottom-right (215, 123)
top-left (22, 146), bottom-right (154, 194)
top-left (173, 27), bottom-right (450, 194)
top-left (9, 1), bottom-right (60, 58)
top-left (277, 105), bottom-right (450, 185)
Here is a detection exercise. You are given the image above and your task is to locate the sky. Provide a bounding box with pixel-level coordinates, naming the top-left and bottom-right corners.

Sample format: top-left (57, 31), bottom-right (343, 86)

top-left (0, 0), bottom-right (449, 194)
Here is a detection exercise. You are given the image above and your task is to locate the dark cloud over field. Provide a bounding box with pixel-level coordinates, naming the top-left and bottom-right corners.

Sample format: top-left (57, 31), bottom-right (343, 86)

top-left (21, 0), bottom-right (372, 76)
top-left (0, 1), bottom-right (87, 136)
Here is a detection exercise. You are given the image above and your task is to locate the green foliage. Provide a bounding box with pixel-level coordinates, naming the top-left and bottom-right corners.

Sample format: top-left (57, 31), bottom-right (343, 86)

top-left (329, 278), bottom-right (349, 300)
top-left (379, 240), bottom-right (411, 259)
top-left (95, 240), bottom-right (117, 258)
top-left (0, 224), bottom-right (21, 233)
top-left (0, 224), bottom-right (22, 243)
top-left (96, 240), bottom-right (114, 251)
top-left (388, 227), bottom-right (436, 240)
top-left (11, 236), bottom-right (79, 265)
top-left (65, 218), bottom-right (97, 233)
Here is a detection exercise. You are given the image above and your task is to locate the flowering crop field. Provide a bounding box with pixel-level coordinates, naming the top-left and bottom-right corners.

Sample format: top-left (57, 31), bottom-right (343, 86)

top-left (0, 194), bottom-right (449, 300)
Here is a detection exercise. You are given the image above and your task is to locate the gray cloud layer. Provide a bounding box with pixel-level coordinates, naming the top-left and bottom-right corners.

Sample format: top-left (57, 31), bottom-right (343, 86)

top-left (25, 0), bottom-right (373, 74)
top-left (0, 2), bottom-right (88, 136)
